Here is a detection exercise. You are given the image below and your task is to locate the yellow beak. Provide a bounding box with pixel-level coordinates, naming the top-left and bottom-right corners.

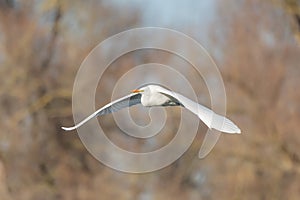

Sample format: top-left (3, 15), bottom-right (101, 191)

top-left (132, 89), bottom-right (143, 93)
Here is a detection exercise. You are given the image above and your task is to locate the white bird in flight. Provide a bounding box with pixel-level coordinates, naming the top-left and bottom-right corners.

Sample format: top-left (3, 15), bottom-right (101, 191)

top-left (62, 84), bottom-right (241, 134)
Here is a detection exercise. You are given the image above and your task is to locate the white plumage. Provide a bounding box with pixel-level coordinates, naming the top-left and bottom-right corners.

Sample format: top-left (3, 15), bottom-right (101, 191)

top-left (62, 84), bottom-right (241, 134)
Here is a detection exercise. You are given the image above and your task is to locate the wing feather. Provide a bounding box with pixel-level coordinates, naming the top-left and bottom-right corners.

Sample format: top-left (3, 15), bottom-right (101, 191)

top-left (156, 87), bottom-right (241, 134)
top-left (61, 93), bottom-right (141, 131)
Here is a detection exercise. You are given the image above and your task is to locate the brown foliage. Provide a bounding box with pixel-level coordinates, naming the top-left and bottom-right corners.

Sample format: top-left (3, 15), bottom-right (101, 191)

top-left (0, 0), bottom-right (299, 199)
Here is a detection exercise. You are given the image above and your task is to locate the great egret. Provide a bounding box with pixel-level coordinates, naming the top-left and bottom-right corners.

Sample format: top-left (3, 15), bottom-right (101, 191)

top-left (62, 84), bottom-right (241, 134)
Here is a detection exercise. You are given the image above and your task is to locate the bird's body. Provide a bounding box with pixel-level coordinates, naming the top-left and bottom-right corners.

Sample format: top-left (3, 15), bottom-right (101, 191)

top-left (62, 84), bottom-right (241, 134)
top-left (141, 89), bottom-right (169, 107)
top-left (140, 85), bottom-right (180, 107)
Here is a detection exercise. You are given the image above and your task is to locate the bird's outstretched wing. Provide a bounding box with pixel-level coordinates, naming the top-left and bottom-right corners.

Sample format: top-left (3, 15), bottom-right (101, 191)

top-left (156, 87), bottom-right (241, 134)
top-left (62, 93), bottom-right (142, 131)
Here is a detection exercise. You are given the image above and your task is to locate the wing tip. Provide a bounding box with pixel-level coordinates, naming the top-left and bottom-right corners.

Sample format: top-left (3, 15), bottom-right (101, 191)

top-left (61, 126), bottom-right (75, 131)
top-left (223, 119), bottom-right (241, 134)
top-left (236, 128), bottom-right (241, 134)
top-left (229, 123), bottom-right (241, 134)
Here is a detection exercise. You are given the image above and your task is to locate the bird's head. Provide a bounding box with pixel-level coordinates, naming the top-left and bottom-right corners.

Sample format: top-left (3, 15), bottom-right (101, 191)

top-left (132, 84), bottom-right (162, 95)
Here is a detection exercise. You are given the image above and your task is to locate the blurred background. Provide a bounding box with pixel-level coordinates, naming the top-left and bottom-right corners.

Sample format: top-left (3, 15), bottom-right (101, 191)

top-left (1, 0), bottom-right (300, 199)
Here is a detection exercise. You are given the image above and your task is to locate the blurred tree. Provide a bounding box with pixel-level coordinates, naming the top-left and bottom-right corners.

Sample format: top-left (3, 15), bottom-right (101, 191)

top-left (0, 1), bottom-right (141, 199)
top-left (0, 0), bottom-right (15, 9)
top-left (0, 0), bottom-right (299, 199)
top-left (271, 0), bottom-right (300, 43)
top-left (206, 0), bottom-right (300, 199)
